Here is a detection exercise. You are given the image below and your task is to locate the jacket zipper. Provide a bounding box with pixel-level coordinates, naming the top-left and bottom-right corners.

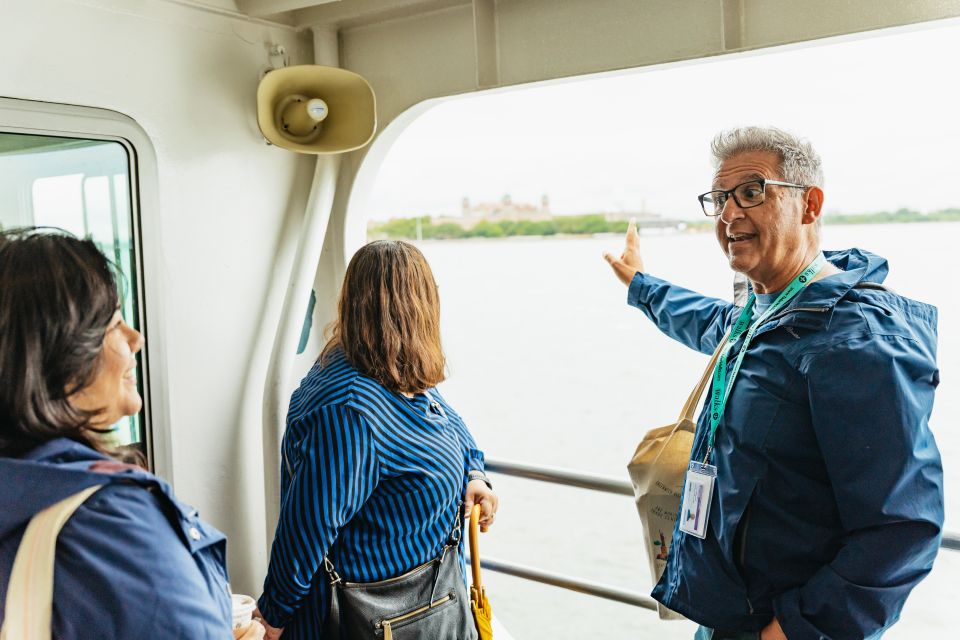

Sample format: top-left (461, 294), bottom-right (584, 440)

top-left (728, 304), bottom-right (828, 616)
top-left (757, 278), bottom-right (884, 326)
top-left (742, 306), bottom-right (829, 342)
top-left (724, 306), bottom-right (828, 355)
top-left (762, 306), bottom-right (828, 326)
top-left (376, 593), bottom-right (454, 639)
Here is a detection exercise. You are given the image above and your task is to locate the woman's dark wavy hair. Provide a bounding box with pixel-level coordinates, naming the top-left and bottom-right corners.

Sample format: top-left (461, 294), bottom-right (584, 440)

top-left (321, 240), bottom-right (445, 394)
top-left (0, 228), bottom-right (120, 457)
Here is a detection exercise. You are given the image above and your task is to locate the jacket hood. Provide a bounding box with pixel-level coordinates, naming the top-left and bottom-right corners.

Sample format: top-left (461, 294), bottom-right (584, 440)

top-left (742, 247), bottom-right (938, 357)
top-left (791, 247), bottom-right (889, 309)
top-left (742, 248), bottom-right (885, 298)
top-left (823, 246), bottom-right (888, 284)
top-left (0, 438), bottom-right (157, 540)
top-left (813, 248), bottom-right (934, 323)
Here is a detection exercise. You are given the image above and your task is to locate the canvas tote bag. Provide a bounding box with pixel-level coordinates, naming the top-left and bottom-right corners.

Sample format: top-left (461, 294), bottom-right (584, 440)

top-left (627, 332), bottom-right (729, 620)
top-left (1, 485), bottom-right (103, 640)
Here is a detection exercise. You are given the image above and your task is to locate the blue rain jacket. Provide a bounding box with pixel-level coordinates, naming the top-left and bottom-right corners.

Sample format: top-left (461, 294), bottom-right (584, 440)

top-left (0, 438), bottom-right (233, 638)
top-left (628, 249), bottom-right (943, 639)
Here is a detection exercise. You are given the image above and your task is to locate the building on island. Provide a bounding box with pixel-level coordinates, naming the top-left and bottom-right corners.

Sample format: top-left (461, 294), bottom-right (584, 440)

top-left (432, 193), bottom-right (552, 229)
top-left (367, 193), bottom-right (682, 238)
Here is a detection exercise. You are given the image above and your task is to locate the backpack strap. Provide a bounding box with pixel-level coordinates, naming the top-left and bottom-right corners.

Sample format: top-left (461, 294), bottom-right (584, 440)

top-left (1, 485), bottom-right (103, 640)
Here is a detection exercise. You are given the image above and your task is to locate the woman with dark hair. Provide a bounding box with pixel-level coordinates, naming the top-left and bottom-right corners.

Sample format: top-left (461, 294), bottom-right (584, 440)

top-left (0, 228), bottom-right (264, 639)
top-left (257, 240), bottom-right (498, 640)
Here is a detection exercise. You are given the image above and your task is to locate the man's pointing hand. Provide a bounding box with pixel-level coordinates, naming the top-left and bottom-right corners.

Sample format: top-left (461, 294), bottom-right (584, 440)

top-left (603, 218), bottom-right (645, 286)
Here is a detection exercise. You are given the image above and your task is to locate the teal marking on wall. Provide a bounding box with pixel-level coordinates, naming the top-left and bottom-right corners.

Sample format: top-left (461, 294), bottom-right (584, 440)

top-left (297, 289), bottom-right (317, 355)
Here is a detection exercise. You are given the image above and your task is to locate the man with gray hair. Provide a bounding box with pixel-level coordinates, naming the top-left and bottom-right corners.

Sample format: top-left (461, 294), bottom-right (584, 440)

top-left (605, 127), bottom-right (943, 639)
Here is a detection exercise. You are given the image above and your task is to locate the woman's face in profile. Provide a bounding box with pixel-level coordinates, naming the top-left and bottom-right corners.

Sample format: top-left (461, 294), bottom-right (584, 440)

top-left (69, 309), bottom-right (144, 427)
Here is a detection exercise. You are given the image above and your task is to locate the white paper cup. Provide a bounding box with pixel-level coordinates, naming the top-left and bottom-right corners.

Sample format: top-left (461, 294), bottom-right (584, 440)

top-left (231, 593), bottom-right (257, 629)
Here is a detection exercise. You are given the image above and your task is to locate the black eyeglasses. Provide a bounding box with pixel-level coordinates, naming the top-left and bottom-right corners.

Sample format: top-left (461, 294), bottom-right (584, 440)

top-left (698, 178), bottom-right (807, 217)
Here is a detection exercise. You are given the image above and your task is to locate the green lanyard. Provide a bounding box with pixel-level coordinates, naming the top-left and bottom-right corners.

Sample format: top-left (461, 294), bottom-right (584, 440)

top-left (703, 253), bottom-right (826, 464)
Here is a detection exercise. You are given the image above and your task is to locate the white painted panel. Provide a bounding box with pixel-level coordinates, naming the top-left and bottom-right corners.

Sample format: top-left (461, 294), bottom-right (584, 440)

top-left (337, 0), bottom-right (960, 132)
top-left (743, 0), bottom-right (960, 47)
top-left (496, 0), bottom-right (724, 84)
top-left (341, 4), bottom-right (477, 125)
top-left (239, 0), bottom-right (340, 17)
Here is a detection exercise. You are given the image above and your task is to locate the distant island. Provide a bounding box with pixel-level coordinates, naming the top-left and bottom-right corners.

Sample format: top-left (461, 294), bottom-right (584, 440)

top-left (369, 207), bottom-right (960, 241)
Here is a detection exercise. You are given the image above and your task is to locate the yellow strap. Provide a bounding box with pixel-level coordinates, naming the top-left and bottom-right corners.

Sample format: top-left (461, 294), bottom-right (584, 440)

top-left (1, 485), bottom-right (103, 640)
top-left (678, 329), bottom-right (732, 422)
top-left (469, 504), bottom-right (483, 589)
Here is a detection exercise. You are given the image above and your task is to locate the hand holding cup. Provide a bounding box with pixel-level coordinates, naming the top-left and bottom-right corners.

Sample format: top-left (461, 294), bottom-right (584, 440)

top-left (233, 620), bottom-right (265, 640)
top-left (231, 595), bottom-right (264, 639)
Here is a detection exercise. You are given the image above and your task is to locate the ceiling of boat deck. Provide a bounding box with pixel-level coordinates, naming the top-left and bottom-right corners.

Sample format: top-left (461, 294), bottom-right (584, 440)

top-left (217, 1), bottom-right (960, 129)
top-left (231, 0), bottom-right (960, 37)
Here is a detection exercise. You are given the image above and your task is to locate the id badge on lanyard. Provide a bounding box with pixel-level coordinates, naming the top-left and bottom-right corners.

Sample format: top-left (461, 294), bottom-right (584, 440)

top-left (679, 254), bottom-right (826, 540)
top-left (678, 461), bottom-right (717, 539)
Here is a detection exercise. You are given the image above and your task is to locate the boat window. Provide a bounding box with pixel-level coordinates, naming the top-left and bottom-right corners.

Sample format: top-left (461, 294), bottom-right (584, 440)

top-left (0, 132), bottom-right (145, 453)
top-left (363, 21), bottom-right (960, 639)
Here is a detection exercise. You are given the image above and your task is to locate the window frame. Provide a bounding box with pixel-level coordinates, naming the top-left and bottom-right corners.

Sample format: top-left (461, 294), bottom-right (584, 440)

top-left (0, 98), bottom-right (171, 479)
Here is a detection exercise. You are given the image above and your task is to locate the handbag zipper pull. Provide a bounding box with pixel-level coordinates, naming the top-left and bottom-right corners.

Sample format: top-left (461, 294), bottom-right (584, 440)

top-left (383, 620), bottom-right (392, 640)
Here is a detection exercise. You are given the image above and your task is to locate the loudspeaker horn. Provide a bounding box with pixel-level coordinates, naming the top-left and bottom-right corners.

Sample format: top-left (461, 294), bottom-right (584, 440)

top-left (256, 65), bottom-right (376, 154)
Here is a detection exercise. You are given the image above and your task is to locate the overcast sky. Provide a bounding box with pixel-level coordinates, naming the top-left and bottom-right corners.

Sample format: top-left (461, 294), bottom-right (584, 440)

top-left (364, 18), bottom-right (960, 222)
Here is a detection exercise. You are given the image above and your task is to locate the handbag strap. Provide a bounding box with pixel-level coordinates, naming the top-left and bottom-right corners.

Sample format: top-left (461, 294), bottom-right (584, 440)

top-left (323, 498), bottom-right (463, 581)
top-left (678, 329), bottom-right (733, 422)
top-left (326, 575), bottom-right (343, 640)
top-left (1, 485), bottom-right (103, 640)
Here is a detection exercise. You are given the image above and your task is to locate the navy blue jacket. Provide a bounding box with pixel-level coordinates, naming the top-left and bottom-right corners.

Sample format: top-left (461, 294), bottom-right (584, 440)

top-left (629, 249), bottom-right (943, 639)
top-left (0, 438), bottom-right (233, 638)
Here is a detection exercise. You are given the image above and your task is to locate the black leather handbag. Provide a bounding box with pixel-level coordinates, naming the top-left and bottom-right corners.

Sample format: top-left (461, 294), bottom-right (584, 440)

top-left (323, 508), bottom-right (478, 640)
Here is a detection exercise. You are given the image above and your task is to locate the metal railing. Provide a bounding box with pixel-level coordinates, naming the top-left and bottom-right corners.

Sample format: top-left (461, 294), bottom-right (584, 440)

top-left (486, 458), bottom-right (634, 496)
top-left (479, 457), bottom-right (960, 609)
top-left (481, 556), bottom-right (657, 611)
top-left (942, 532), bottom-right (960, 551)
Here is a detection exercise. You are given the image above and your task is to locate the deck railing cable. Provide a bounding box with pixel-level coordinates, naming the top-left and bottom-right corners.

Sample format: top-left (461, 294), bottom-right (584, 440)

top-left (478, 458), bottom-right (960, 609)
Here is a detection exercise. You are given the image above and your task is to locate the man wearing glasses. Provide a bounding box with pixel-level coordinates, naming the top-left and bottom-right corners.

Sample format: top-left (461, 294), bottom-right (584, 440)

top-left (605, 127), bottom-right (942, 639)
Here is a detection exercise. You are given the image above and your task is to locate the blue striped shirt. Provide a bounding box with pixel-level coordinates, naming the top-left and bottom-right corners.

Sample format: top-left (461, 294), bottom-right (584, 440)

top-left (257, 349), bottom-right (485, 638)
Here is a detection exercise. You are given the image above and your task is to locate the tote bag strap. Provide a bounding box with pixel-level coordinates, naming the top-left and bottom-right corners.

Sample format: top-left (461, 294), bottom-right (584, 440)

top-left (678, 329), bottom-right (733, 422)
top-left (1, 484), bottom-right (103, 640)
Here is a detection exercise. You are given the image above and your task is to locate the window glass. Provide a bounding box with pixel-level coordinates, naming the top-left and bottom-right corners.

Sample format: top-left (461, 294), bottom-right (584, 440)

top-left (0, 133), bottom-right (144, 450)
